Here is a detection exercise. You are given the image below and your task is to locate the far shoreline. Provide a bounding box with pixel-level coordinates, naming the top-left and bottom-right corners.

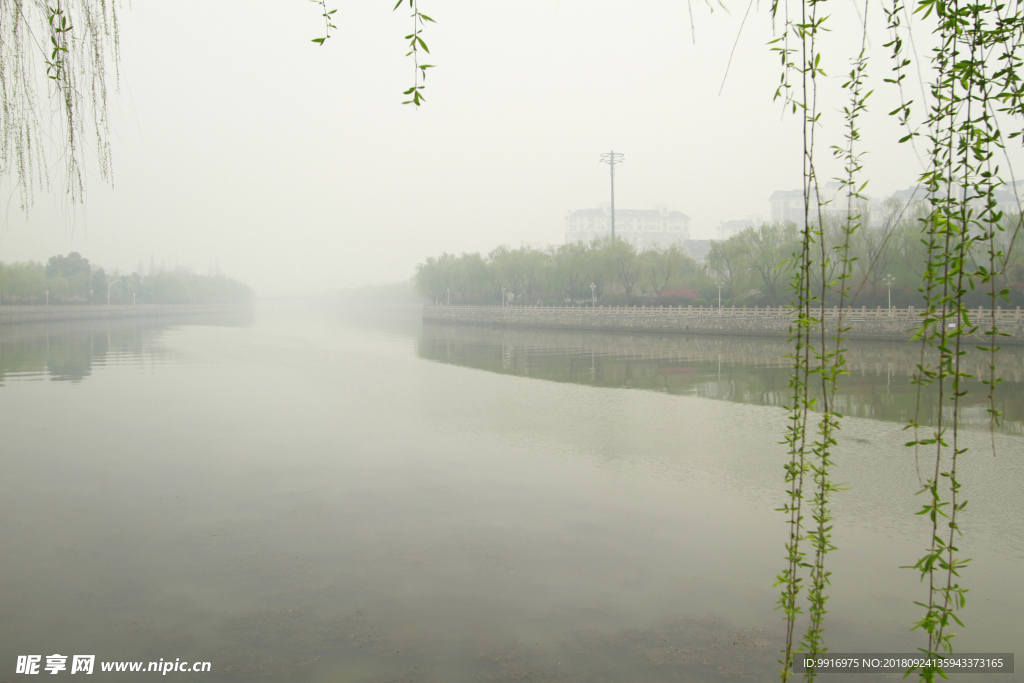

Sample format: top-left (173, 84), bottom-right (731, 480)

top-left (0, 303), bottom-right (252, 326)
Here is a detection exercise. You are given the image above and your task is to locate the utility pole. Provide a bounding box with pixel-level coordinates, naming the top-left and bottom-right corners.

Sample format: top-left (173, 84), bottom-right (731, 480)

top-left (600, 151), bottom-right (624, 241)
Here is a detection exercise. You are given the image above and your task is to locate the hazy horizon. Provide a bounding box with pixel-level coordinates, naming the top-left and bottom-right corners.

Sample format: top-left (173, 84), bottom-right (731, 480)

top-left (4, 0), bottom-right (1022, 296)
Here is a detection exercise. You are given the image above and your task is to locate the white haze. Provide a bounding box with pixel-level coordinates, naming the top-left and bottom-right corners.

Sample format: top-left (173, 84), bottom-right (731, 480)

top-left (2, 0), bottom-right (1019, 295)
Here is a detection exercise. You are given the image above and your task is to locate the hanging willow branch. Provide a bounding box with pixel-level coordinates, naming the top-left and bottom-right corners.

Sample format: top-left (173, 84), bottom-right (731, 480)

top-left (771, 0), bottom-right (1022, 677)
top-left (891, 0), bottom-right (1020, 677)
top-left (395, 0), bottom-right (434, 106)
top-left (0, 0), bottom-right (120, 212)
top-left (768, 0), bottom-right (1023, 676)
top-left (771, 0), bottom-right (847, 675)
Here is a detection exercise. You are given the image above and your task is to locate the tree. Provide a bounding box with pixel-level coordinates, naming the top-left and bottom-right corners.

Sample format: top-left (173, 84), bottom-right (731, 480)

top-left (601, 239), bottom-right (643, 302)
top-left (45, 252), bottom-right (90, 280)
top-left (489, 246), bottom-right (528, 302)
top-left (551, 242), bottom-right (592, 302)
top-left (45, 252), bottom-right (91, 299)
top-left (451, 252), bottom-right (489, 304)
top-left (414, 253), bottom-right (456, 303)
top-left (0, 261), bottom-right (46, 302)
top-left (735, 223), bottom-right (797, 304)
top-left (703, 238), bottom-right (746, 302)
top-left (641, 244), bottom-right (695, 297)
top-left (90, 268), bottom-right (106, 304)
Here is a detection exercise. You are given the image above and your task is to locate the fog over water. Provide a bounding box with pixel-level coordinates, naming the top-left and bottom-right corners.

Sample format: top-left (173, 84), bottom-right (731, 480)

top-left (1, 305), bottom-right (1021, 681)
top-left (3, 2), bottom-right (1024, 679)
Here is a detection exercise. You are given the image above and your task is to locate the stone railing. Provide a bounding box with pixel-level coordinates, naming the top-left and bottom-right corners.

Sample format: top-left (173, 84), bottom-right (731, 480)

top-left (423, 304), bottom-right (1024, 344)
top-left (430, 303), bottom-right (1024, 322)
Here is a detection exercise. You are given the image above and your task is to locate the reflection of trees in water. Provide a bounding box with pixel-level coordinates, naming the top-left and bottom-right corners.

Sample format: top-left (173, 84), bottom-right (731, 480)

top-left (0, 312), bottom-right (253, 385)
top-left (0, 323), bottom-right (159, 383)
top-left (419, 323), bottom-right (1024, 435)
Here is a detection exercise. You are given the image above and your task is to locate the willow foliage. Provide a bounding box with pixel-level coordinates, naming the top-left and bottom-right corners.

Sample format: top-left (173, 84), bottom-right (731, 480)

top-left (0, 1), bottom-right (431, 212)
top-left (772, 0), bottom-right (1023, 678)
top-left (0, 0), bottom-right (121, 210)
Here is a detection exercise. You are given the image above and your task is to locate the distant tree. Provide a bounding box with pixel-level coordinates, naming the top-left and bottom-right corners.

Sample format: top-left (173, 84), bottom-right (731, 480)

top-left (452, 252), bottom-right (490, 304)
top-left (44, 252), bottom-right (92, 301)
top-left (489, 246), bottom-right (527, 301)
top-left (704, 239), bottom-right (747, 302)
top-left (641, 244), bottom-right (695, 297)
top-left (90, 268), bottom-right (107, 304)
top-left (736, 223), bottom-right (798, 304)
top-left (45, 252), bottom-right (90, 281)
top-left (601, 239), bottom-right (643, 303)
top-left (551, 242), bottom-right (590, 302)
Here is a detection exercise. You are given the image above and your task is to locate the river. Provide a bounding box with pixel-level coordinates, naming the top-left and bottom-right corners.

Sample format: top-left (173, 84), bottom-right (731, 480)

top-left (1, 302), bottom-right (1020, 682)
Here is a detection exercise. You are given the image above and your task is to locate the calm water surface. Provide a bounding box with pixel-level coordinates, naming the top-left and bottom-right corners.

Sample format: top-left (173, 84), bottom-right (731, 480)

top-left (1, 303), bottom-right (1021, 682)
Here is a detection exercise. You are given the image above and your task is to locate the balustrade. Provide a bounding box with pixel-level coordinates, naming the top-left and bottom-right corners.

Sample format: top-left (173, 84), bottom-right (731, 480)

top-left (431, 303), bottom-right (1023, 322)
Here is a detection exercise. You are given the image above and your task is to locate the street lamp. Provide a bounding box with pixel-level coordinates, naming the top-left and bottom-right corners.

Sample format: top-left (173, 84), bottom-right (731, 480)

top-left (716, 280), bottom-right (723, 310)
top-left (590, 282), bottom-right (596, 307)
top-left (45, 289), bottom-right (49, 306)
top-left (881, 274), bottom-right (895, 314)
top-left (446, 288), bottom-right (450, 306)
top-left (501, 285), bottom-right (506, 308)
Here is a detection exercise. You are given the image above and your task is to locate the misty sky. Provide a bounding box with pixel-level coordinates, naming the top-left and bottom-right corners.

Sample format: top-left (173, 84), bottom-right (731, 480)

top-left (3, 0), bottom-right (1022, 295)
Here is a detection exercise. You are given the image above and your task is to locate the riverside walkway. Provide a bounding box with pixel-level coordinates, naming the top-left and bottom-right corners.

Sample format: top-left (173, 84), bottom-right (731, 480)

top-left (423, 304), bottom-right (1024, 344)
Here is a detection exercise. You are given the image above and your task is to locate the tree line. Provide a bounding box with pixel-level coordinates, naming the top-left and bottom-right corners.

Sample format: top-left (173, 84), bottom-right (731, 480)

top-left (0, 253), bottom-right (254, 305)
top-left (415, 203), bottom-right (1024, 308)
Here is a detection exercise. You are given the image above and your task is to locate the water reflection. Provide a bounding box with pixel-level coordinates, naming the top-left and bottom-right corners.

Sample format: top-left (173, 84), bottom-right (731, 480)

top-left (0, 307), bottom-right (1019, 682)
top-left (418, 323), bottom-right (1024, 435)
top-left (0, 311), bottom-right (254, 384)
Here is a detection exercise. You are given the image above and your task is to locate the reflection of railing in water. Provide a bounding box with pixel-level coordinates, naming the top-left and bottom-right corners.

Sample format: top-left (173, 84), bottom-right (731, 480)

top-left (420, 324), bottom-right (1024, 383)
top-left (434, 303), bottom-right (1024, 322)
top-left (417, 323), bottom-right (1024, 435)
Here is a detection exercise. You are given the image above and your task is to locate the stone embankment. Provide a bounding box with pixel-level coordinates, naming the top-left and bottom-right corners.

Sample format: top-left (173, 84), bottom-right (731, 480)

top-left (424, 304), bottom-right (1024, 345)
top-left (0, 304), bottom-right (248, 326)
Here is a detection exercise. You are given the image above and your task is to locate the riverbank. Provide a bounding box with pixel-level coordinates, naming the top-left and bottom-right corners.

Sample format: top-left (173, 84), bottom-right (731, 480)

top-left (423, 304), bottom-right (1024, 345)
top-left (0, 303), bottom-right (251, 326)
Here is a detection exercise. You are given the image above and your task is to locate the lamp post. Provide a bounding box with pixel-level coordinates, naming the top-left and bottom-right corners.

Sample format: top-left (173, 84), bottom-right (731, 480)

top-left (590, 282), bottom-right (596, 307)
top-left (882, 274), bottom-right (895, 314)
top-left (89, 288), bottom-right (93, 305)
top-left (716, 280), bottom-right (723, 310)
top-left (45, 289), bottom-right (49, 306)
top-left (446, 288), bottom-right (450, 306)
top-left (501, 285), bottom-right (506, 308)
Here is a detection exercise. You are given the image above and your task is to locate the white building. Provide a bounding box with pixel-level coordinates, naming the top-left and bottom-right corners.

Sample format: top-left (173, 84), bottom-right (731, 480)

top-left (564, 204), bottom-right (690, 250)
top-left (770, 182), bottom-right (883, 228)
top-left (890, 183), bottom-right (1023, 221)
top-left (715, 217), bottom-right (764, 240)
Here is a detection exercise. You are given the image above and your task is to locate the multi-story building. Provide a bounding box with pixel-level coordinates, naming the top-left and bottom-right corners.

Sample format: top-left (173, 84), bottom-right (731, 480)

top-left (770, 182), bottom-right (883, 228)
top-left (890, 182), bottom-right (1023, 221)
top-left (715, 217), bottom-right (764, 240)
top-left (565, 204), bottom-right (690, 251)
top-left (769, 189), bottom-right (806, 225)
